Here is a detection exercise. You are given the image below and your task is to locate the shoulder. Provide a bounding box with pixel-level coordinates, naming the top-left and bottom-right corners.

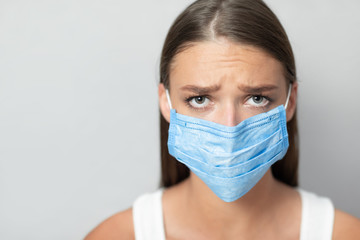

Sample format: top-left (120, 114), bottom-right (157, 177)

top-left (333, 208), bottom-right (360, 240)
top-left (84, 208), bottom-right (135, 240)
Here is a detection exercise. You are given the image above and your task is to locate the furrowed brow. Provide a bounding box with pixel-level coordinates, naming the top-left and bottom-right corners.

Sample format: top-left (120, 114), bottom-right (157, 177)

top-left (238, 84), bottom-right (278, 93)
top-left (180, 84), bottom-right (221, 94)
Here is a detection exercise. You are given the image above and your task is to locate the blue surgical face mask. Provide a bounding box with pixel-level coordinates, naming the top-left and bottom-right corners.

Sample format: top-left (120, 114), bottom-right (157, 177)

top-left (165, 85), bottom-right (292, 202)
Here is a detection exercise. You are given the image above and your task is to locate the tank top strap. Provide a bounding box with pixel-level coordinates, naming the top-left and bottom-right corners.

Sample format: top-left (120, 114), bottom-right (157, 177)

top-left (132, 189), bottom-right (166, 240)
top-left (298, 189), bottom-right (335, 240)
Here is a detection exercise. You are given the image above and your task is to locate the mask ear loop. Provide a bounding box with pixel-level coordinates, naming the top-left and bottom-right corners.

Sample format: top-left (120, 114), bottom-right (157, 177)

top-left (284, 83), bottom-right (292, 110)
top-left (165, 89), bottom-right (173, 110)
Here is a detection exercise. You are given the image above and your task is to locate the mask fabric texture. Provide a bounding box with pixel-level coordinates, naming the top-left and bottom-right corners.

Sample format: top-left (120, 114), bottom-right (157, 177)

top-left (167, 105), bottom-right (289, 202)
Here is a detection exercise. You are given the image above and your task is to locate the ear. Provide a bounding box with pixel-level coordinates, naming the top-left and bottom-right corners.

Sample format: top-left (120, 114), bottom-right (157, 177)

top-left (286, 82), bottom-right (298, 122)
top-left (158, 83), bottom-right (171, 123)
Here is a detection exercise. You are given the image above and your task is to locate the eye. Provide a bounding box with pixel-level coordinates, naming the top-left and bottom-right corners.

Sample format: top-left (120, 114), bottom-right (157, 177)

top-left (246, 95), bottom-right (270, 107)
top-left (188, 96), bottom-right (210, 108)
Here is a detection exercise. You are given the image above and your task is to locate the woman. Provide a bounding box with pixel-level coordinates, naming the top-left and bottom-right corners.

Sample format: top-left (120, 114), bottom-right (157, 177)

top-left (85, 0), bottom-right (360, 239)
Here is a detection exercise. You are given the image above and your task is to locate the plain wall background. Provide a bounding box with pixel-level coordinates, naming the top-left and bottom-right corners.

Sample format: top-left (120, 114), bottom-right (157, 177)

top-left (0, 0), bottom-right (359, 239)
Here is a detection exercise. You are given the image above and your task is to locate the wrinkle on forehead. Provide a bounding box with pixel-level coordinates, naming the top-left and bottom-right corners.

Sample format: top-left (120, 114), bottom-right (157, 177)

top-left (169, 39), bottom-right (285, 90)
top-left (171, 40), bottom-right (276, 72)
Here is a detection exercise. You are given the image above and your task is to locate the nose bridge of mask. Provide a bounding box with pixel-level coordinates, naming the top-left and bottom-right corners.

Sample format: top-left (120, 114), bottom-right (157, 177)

top-left (166, 84), bottom-right (292, 111)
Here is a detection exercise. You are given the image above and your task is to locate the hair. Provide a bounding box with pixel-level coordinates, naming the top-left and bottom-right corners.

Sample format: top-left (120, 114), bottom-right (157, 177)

top-left (159, 0), bottom-right (298, 188)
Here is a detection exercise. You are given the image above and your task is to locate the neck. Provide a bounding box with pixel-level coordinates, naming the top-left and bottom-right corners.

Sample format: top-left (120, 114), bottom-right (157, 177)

top-left (183, 170), bottom-right (280, 227)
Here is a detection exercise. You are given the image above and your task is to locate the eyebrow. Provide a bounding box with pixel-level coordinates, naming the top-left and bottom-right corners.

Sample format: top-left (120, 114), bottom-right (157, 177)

top-left (238, 84), bottom-right (278, 93)
top-left (180, 84), bottom-right (221, 94)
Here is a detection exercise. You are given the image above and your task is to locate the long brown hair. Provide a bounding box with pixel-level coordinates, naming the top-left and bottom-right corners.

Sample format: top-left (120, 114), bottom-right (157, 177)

top-left (159, 0), bottom-right (298, 188)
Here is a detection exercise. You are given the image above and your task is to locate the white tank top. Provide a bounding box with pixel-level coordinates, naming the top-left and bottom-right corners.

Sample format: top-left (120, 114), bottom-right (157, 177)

top-left (132, 189), bottom-right (334, 240)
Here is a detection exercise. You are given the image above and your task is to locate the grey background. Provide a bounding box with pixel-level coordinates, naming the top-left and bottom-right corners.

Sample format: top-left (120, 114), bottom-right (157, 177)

top-left (0, 0), bottom-right (359, 239)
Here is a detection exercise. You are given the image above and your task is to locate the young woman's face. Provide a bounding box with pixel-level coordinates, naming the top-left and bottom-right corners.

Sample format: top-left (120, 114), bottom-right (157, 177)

top-left (160, 39), bottom-right (297, 125)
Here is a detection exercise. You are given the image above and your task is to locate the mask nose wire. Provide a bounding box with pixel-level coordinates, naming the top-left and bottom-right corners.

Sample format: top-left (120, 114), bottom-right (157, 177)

top-left (284, 83), bottom-right (292, 110)
top-left (165, 89), bottom-right (173, 110)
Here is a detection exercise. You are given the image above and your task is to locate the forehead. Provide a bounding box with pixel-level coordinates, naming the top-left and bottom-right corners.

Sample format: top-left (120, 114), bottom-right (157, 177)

top-left (169, 40), bottom-right (286, 88)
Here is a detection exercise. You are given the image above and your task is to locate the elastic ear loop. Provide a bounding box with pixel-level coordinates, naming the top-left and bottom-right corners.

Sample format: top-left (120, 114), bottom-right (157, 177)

top-left (284, 83), bottom-right (292, 110)
top-left (165, 89), bottom-right (173, 110)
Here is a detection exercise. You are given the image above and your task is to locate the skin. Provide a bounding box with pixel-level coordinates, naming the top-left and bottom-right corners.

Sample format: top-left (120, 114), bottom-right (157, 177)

top-left (84, 39), bottom-right (360, 240)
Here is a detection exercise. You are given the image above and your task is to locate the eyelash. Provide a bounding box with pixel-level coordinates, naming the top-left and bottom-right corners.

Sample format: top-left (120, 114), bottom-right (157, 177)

top-left (246, 95), bottom-right (273, 108)
top-left (184, 94), bottom-right (273, 111)
top-left (185, 95), bottom-right (212, 111)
